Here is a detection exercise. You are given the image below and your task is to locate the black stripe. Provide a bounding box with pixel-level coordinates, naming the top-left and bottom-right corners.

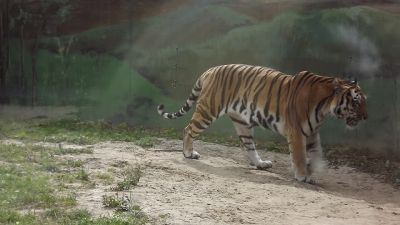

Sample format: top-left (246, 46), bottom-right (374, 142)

top-left (242, 142), bottom-right (253, 146)
top-left (242, 67), bottom-right (255, 87)
top-left (209, 66), bottom-right (226, 116)
top-left (231, 117), bottom-right (248, 126)
top-left (244, 67), bottom-right (259, 88)
top-left (318, 77), bottom-right (334, 84)
top-left (262, 119), bottom-right (270, 130)
top-left (256, 111), bottom-right (263, 124)
top-left (292, 72), bottom-right (313, 99)
top-left (219, 66), bottom-right (232, 113)
top-left (194, 87), bottom-right (201, 92)
top-left (229, 64), bottom-right (246, 77)
top-left (232, 99), bottom-right (240, 111)
top-left (306, 142), bottom-right (315, 150)
top-left (229, 68), bottom-right (246, 111)
top-left (307, 116), bottom-right (314, 133)
top-left (338, 92), bottom-right (346, 106)
top-left (275, 76), bottom-right (289, 122)
top-left (239, 135), bottom-right (253, 139)
top-left (188, 93), bottom-right (197, 101)
top-left (251, 74), bottom-right (269, 110)
top-left (300, 126), bottom-right (308, 137)
top-left (223, 65), bottom-right (240, 110)
top-left (273, 124), bottom-right (278, 132)
top-left (315, 91), bottom-right (335, 123)
top-left (264, 73), bottom-right (282, 116)
top-left (309, 76), bottom-right (321, 87)
top-left (182, 103), bottom-right (190, 112)
top-left (267, 114), bottom-right (274, 124)
top-left (203, 119), bottom-right (211, 126)
top-left (191, 120), bottom-right (206, 130)
top-left (239, 103), bottom-right (246, 113)
top-left (197, 107), bottom-right (213, 123)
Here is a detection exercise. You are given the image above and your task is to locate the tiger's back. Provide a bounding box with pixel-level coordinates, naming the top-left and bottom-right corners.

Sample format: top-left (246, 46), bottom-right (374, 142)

top-left (197, 64), bottom-right (292, 134)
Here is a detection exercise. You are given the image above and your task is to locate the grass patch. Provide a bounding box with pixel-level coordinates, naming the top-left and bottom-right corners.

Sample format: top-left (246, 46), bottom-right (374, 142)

top-left (57, 147), bottom-right (94, 155)
top-left (67, 159), bottom-right (84, 168)
top-left (102, 194), bottom-right (125, 209)
top-left (113, 166), bottom-right (143, 191)
top-left (76, 169), bottom-right (90, 181)
top-left (2, 119), bottom-right (162, 147)
top-left (96, 172), bottom-right (115, 185)
top-left (0, 144), bottom-right (78, 212)
top-left (101, 193), bottom-right (148, 224)
top-left (0, 207), bottom-right (147, 225)
top-left (0, 210), bottom-right (37, 225)
top-left (1, 117), bottom-right (289, 155)
top-left (0, 141), bottom-right (147, 224)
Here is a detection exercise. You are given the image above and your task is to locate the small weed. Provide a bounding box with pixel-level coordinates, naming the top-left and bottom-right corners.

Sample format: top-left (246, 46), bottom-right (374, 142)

top-left (67, 159), bottom-right (84, 168)
top-left (56, 147), bottom-right (94, 155)
top-left (96, 172), bottom-right (115, 185)
top-left (102, 194), bottom-right (146, 221)
top-left (134, 136), bottom-right (159, 148)
top-left (113, 166), bottom-right (143, 191)
top-left (111, 160), bottom-right (129, 168)
top-left (61, 209), bottom-right (92, 222)
top-left (76, 169), bottom-right (90, 181)
top-left (0, 210), bottom-right (37, 224)
top-left (102, 194), bottom-right (124, 209)
top-left (42, 162), bottom-right (61, 173)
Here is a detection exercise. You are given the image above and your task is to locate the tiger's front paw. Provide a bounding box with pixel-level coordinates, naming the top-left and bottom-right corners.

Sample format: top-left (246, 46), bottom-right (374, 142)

top-left (183, 151), bottom-right (200, 159)
top-left (256, 160), bottom-right (273, 170)
top-left (295, 175), bottom-right (316, 185)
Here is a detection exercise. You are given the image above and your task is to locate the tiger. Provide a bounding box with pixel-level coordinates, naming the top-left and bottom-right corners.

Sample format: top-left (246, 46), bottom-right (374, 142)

top-left (157, 64), bottom-right (367, 183)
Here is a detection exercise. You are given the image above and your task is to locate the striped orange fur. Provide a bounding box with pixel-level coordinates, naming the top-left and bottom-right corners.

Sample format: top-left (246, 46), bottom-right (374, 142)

top-left (157, 64), bottom-right (367, 183)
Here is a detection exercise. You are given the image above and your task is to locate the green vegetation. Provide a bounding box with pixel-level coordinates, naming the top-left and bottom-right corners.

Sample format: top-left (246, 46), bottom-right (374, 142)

top-left (0, 143), bottom-right (76, 224)
top-left (96, 172), bottom-right (115, 185)
top-left (0, 207), bottom-right (147, 225)
top-left (113, 166), bottom-right (143, 191)
top-left (1, 117), bottom-right (287, 153)
top-left (0, 130), bottom-right (148, 224)
top-left (102, 195), bottom-right (125, 209)
top-left (1, 118), bottom-right (161, 147)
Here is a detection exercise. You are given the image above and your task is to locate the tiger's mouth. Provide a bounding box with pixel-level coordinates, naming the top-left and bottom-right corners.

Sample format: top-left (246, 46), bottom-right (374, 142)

top-left (345, 117), bottom-right (360, 127)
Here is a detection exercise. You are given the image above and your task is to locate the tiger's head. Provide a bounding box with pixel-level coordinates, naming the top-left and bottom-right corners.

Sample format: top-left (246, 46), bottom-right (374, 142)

top-left (331, 79), bottom-right (368, 128)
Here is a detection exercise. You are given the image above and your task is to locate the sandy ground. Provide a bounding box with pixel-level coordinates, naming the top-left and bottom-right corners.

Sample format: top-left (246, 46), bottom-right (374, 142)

top-left (3, 138), bottom-right (400, 225)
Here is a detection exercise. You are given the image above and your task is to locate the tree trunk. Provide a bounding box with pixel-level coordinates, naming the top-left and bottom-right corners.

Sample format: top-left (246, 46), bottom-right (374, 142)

top-left (0, 0), bottom-right (9, 104)
top-left (19, 22), bottom-right (27, 105)
top-left (31, 38), bottom-right (38, 107)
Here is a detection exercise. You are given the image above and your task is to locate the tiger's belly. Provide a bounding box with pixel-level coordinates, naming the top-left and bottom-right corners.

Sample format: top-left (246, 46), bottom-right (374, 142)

top-left (227, 105), bottom-right (286, 136)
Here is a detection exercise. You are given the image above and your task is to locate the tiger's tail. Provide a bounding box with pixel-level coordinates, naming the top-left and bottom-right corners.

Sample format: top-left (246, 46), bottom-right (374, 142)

top-left (157, 79), bottom-right (202, 119)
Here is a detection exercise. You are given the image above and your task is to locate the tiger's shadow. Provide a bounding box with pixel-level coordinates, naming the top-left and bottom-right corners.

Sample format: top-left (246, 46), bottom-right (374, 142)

top-left (177, 155), bottom-right (311, 187)
top-left (172, 152), bottom-right (400, 207)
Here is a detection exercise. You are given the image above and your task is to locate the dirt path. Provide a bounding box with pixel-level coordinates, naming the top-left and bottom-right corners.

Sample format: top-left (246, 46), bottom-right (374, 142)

top-left (4, 138), bottom-right (400, 224)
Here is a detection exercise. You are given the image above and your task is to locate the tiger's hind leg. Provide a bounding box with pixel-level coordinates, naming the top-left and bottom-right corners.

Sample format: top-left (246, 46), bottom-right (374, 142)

top-left (183, 109), bottom-right (214, 159)
top-left (230, 115), bottom-right (272, 169)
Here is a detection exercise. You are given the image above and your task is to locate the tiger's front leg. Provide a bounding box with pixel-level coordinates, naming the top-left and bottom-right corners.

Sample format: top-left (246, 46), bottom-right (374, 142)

top-left (288, 132), bottom-right (314, 183)
top-left (306, 133), bottom-right (323, 176)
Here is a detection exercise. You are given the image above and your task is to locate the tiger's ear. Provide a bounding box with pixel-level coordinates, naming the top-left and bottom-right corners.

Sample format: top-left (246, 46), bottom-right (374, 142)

top-left (350, 78), bottom-right (358, 86)
top-left (333, 78), bottom-right (343, 95)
